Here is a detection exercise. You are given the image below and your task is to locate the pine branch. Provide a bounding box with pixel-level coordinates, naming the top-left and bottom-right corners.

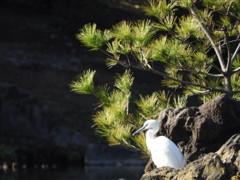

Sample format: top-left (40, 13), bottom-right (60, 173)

top-left (229, 11), bottom-right (240, 21)
top-left (117, 60), bottom-right (226, 93)
top-left (140, 49), bottom-right (151, 68)
top-left (190, 7), bottom-right (226, 72)
top-left (99, 47), bottom-right (226, 93)
top-left (126, 54), bottom-right (131, 66)
top-left (161, 19), bottom-right (187, 44)
top-left (232, 67), bottom-right (240, 73)
top-left (186, 88), bottom-right (210, 94)
top-left (226, 0), bottom-right (234, 13)
top-left (231, 42), bottom-right (240, 63)
top-left (148, 68), bottom-right (226, 93)
top-left (225, 29), bottom-right (232, 72)
top-left (100, 49), bottom-right (114, 58)
top-left (221, 39), bottom-right (240, 46)
top-left (218, 2), bottom-right (240, 22)
top-left (224, 76), bottom-right (233, 93)
top-left (179, 69), bottom-right (223, 77)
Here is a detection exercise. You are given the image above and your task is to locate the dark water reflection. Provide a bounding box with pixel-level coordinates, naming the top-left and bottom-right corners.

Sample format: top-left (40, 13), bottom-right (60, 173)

top-left (0, 166), bottom-right (144, 180)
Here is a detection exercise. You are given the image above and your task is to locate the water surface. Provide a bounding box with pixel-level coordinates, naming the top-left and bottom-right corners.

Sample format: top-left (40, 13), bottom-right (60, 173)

top-left (0, 166), bottom-right (144, 180)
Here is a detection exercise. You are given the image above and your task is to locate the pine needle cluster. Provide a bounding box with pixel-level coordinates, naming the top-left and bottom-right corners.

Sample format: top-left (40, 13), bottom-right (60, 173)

top-left (71, 69), bottom-right (187, 156)
top-left (72, 0), bottom-right (240, 155)
top-left (76, 0), bottom-right (240, 98)
top-left (71, 70), bottom-right (133, 150)
top-left (70, 70), bottom-right (96, 94)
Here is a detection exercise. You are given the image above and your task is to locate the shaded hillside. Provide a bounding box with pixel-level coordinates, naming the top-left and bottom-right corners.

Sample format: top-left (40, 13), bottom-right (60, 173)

top-left (0, 0), bottom-right (164, 156)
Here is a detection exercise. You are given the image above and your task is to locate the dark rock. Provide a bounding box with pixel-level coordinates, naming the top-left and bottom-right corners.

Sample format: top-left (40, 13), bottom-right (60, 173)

top-left (141, 134), bottom-right (240, 180)
top-left (85, 143), bottom-right (147, 166)
top-left (216, 134), bottom-right (240, 178)
top-left (141, 167), bottom-right (178, 180)
top-left (51, 127), bottom-right (88, 149)
top-left (158, 94), bottom-right (240, 163)
top-left (142, 153), bottom-right (226, 180)
top-left (176, 153), bottom-right (226, 180)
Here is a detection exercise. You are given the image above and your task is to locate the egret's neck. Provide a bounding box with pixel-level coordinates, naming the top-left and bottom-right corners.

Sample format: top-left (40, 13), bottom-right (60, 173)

top-left (146, 129), bottom-right (158, 141)
top-left (145, 129), bottom-right (158, 151)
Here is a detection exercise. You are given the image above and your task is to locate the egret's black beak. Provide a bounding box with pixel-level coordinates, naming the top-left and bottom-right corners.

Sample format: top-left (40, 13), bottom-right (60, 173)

top-left (132, 125), bottom-right (146, 136)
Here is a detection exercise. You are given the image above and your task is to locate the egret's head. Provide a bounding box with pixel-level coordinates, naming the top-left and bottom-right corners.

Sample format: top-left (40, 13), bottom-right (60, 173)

top-left (132, 119), bottom-right (159, 136)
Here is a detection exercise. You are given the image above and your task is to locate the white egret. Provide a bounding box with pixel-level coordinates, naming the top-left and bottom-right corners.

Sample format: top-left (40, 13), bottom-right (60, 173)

top-left (132, 120), bottom-right (185, 169)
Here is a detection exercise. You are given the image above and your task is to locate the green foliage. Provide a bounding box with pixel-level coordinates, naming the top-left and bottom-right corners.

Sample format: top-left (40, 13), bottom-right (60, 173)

top-left (70, 70), bottom-right (96, 94)
top-left (231, 73), bottom-right (240, 91)
top-left (233, 55), bottom-right (240, 68)
top-left (111, 20), bottom-right (157, 50)
top-left (143, 0), bottom-right (177, 19)
top-left (76, 23), bottom-right (111, 50)
top-left (71, 69), bottom-right (187, 156)
top-left (135, 92), bottom-right (163, 119)
top-left (178, 0), bottom-right (192, 8)
top-left (106, 124), bottom-right (133, 147)
top-left (114, 70), bottom-right (134, 93)
top-left (197, 9), bottom-right (213, 26)
top-left (172, 95), bottom-right (188, 108)
top-left (176, 16), bottom-right (204, 39)
top-left (112, 21), bottom-right (133, 42)
top-left (132, 20), bottom-right (156, 48)
top-left (94, 85), bottom-right (110, 105)
top-left (71, 70), bottom-right (133, 148)
top-left (166, 40), bottom-right (193, 65)
top-left (154, 14), bottom-right (177, 31)
top-left (135, 91), bottom-right (187, 119)
top-left (106, 39), bottom-right (120, 56)
top-left (150, 37), bottom-right (196, 67)
top-left (72, 0), bottom-right (240, 156)
top-left (132, 133), bottom-right (149, 157)
top-left (157, 91), bottom-right (172, 108)
top-left (143, 0), bottom-right (178, 31)
top-left (219, 16), bottom-right (231, 27)
top-left (233, 93), bottom-right (240, 101)
top-left (202, 0), bottom-right (230, 10)
top-left (149, 36), bottom-right (167, 62)
top-left (199, 92), bottom-right (222, 103)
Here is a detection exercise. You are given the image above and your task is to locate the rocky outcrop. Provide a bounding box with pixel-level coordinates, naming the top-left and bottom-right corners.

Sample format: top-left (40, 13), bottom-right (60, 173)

top-left (141, 134), bottom-right (240, 180)
top-left (216, 134), bottom-right (240, 179)
top-left (158, 94), bottom-right (240, 163)
top-left (143, 95), bottom-right (240, 179)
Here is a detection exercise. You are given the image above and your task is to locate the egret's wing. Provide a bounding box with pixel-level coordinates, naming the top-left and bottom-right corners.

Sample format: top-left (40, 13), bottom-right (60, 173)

top-left (151, 136), bottom-right (185, 169)
top-left (167, 140), bottom-right (185, 168)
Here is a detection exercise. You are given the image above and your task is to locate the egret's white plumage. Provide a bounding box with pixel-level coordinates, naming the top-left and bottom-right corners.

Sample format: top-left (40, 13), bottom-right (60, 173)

top-left (132, 120), bottom-right (185, 169)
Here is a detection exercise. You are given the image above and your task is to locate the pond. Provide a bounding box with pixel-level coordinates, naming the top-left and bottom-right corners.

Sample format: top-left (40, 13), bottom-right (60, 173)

top-left (0, 166), bottom-right (145, 180)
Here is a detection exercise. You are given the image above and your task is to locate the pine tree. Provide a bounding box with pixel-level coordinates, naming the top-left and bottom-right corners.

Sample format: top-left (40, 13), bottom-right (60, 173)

top-left (70, 0), bottom-right (240, 155)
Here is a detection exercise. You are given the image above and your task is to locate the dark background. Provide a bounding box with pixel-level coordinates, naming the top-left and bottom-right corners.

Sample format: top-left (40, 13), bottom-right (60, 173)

top-left (0, 0), bottom-right (163, 166)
